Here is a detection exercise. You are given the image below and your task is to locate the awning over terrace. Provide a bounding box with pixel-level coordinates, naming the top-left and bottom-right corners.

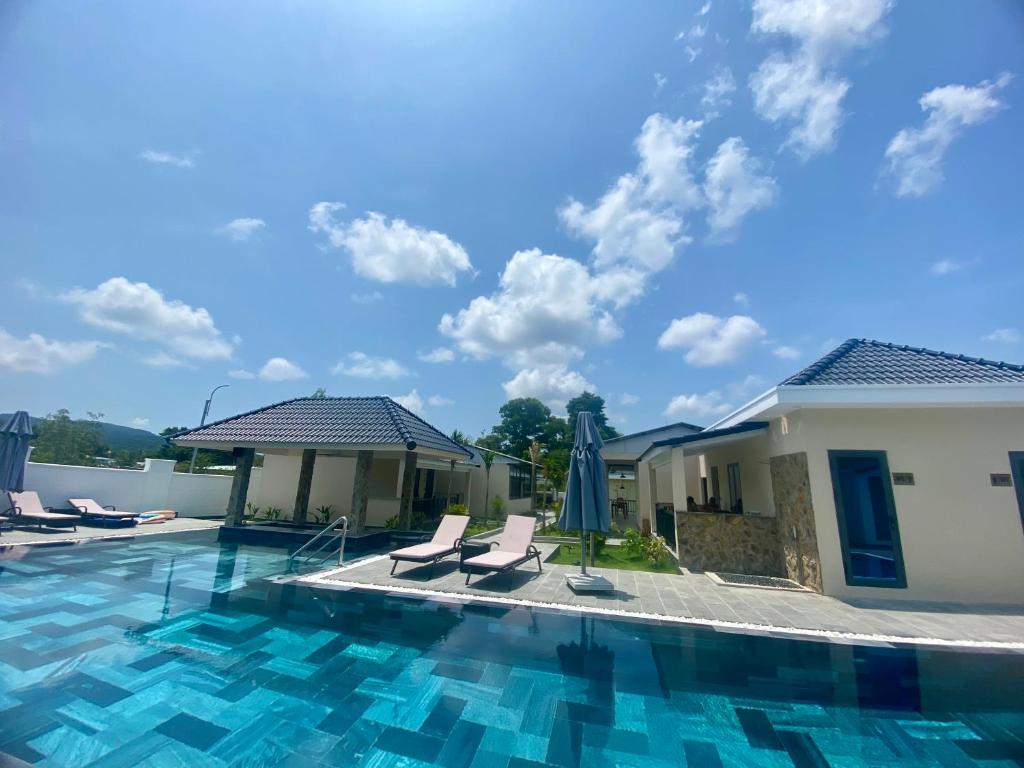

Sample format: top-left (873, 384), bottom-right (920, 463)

top-left (637, 421), bottom-right (769, 464)
top-left (172, 396), bottom-right (470, 529)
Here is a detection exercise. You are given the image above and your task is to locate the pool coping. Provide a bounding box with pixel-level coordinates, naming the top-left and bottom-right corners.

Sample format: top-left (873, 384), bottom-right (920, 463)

top-left (0, 520), bottom-right (222, 549)
top-left (285, 557), bottom-right (1024, 654)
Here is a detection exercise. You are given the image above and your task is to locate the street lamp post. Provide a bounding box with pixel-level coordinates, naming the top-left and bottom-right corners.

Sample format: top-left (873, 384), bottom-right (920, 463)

top-left (188, 384), bottom-right (229, 474)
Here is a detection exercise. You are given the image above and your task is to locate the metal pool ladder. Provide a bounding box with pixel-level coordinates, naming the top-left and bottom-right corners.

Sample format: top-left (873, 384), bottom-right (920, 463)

top-left (287, 516), bottom-right (349, 572)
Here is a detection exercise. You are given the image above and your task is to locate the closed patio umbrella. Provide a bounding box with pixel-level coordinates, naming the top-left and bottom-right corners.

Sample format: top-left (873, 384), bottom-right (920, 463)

top-left (0, 411), bottom-right (33, 493)
top-left (558, 412), bottom-right (613, 592)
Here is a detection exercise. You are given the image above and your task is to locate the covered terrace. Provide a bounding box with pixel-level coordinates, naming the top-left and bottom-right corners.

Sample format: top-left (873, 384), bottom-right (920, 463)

top-left (172, 396), bottom-right (471, 533)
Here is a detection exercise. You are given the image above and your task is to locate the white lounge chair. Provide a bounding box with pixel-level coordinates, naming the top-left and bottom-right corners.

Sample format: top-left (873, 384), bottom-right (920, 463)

top-left (462, 515), bottom-right (541, 585)
top-left (69, 498), bottom-right (141, 526)
top-left (389, 514), bottom-right (470, 578)
top-left (4, 491), bottom-right (78, 532)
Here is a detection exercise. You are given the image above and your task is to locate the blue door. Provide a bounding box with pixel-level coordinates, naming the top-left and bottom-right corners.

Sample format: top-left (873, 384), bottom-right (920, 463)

top-left (1011, 452), bottom-right (1024, 535)
top-left (828, 450), bottom-right (907, 588)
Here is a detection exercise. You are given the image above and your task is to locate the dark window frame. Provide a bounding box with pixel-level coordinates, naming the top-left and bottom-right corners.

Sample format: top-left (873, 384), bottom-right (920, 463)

top-left (508, 462), bottom-right (530, 500)
top-left (726, 462), bottom-right (742, 514)
top-left (827, 449), bottom-right (907, 589)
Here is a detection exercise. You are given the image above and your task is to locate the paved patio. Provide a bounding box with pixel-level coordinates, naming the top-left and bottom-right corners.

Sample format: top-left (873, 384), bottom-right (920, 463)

top-left (0, 517), bottom-right (222, 547)
top-left (294, 536), bottom-right (1024, 651)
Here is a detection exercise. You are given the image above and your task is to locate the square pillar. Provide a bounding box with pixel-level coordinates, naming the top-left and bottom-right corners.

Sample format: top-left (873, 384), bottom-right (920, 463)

top-left (292, 449), bottom-right (317, 526)
top-left (398, 450), bottom-right (417, 529)
top-left (350, 450), bottom-right (374, 534)
top-left (226, 447), bottom-right (256, 526)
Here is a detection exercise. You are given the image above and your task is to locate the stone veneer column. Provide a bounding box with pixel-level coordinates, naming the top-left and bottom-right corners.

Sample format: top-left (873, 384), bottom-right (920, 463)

top-left (226, 447), bottom-right (256, 526)
top-left (398, 450), bottom-right (417, 529)
top-left (769, 451), bottom-right (823, 592)
top-left (292, 449), bottom-right (317, 526)
top-left (350, 450), bottom-right (374, 533)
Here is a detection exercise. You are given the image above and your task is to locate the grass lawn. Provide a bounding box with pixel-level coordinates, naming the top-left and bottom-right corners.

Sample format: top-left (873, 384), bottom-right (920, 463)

top-left (548, 543), bottom-right (678, 574)
top-left (464, 520), bottom-right (501, 538)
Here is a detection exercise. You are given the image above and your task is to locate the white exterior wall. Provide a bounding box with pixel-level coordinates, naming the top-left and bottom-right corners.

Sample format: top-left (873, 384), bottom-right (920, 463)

top-left (249, 451), bottom-right (403, 527)
top-left (23, 458), bottom-right (232, 518)
top-left (465, 463), bottom-right (531, 518)
top-left (699, 433), bottom-right (775, 517)
top-left (769, 407), bottom-right (1024, 604)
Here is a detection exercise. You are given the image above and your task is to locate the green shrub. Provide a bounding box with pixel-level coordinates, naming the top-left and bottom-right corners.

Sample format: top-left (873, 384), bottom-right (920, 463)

top-left (384, 515), bottom-right (399, 529)
top-left (447, 503), bottom-right (469, 516)
top-left (490, 495), bottom-right (505, 518)
top-left (314, 504), bottom-right (333, 525)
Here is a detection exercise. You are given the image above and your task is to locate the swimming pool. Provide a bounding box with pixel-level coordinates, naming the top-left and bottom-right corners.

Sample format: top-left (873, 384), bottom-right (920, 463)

top-left (1, 531), bottom-right (1022, 767)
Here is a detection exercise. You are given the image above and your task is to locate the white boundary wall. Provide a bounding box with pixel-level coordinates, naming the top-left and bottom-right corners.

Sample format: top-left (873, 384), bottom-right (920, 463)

top-left (22, 457), bottom-right (232, 518)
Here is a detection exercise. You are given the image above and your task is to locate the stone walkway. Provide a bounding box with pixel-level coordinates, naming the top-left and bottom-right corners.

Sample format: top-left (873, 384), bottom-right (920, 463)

top-left (0, 517), bottom-right (222, 547)
top-left (293, 537), bottom-right (1024, 651)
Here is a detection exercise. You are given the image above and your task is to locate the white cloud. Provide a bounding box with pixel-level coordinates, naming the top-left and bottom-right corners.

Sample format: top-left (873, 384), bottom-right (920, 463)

top-left (733, 291), bottom-right (749, 306)
top-left (502, 365), bottom-right (595, 410)
top-left (217, 218), bottom-right (265, 242)
top-left (418, 347), bottom-right (456, 364)
top-left (985, 328), bottom-right (1020, 344)
top-left (308, 204), bottom-right (472, 286)
top-left (427, 394), bottom-right (454, 407)
top-left (750, 55), bottom-right (849, 158)
top-left (699, 1), bottom-right (711, 15)
top-left (561, 114), bottom-right (704, 275)
top-left (619, 393), bottom-right (640, 406)
top-left (664, 390), bottom-right (732, 419)
top-left (884, 73), bottom-right (1012, 197)
top-left (229, 369), bottom-right (256, 380)
top-left (701, 66), bottom-right (736, 119)
top-left (258, 357), bottom-right (308, 381)
top-left (773, 345), bottom-right (801, 359)
top-left (658, 312), bottom-right (767, 366)
top-left (143, 352), bottom-right (192, 369)
top-left (332, 351), bottom-right (410, 380)
top-left (728, 374), bottom-right (768, 400)
top-left (654, 73), bottom-right (668, 95)
top-left (64, 277), bottom-right (234, 361)
top-left (749, 0), bottom-right (892, 158)
top-left (929, 258), bottom-right (967, 276)
top-left (392, 389), bottom-right (424, 414)
top-left (138, 149), bottom-right (195, 168)
top-left (703, 137), bottom-right (778, 240)
top-left (351, 291), bottom-right (384, 304)
top-left (0, 328), bottom-right (102, 374)
top-left (439, 248), bottom-right (624, 366)
top-left (130, 417), bottom-right (150, 428)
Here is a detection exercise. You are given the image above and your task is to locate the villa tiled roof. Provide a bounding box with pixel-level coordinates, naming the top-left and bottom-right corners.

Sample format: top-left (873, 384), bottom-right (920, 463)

top-left (782, 339), bottom-right (1024, 386)
top-left (172, 397), bottom-right (471, 456)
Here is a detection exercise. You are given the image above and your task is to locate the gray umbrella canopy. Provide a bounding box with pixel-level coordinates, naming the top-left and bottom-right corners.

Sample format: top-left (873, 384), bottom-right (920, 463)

top-left (558, 412), bottom-right (610, 578)
top-left (0, 411), bottom-right (33, 493)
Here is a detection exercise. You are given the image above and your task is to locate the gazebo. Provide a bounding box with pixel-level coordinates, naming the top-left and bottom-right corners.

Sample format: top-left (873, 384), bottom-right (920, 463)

top-left (172, 396), bottom-right (472, 532)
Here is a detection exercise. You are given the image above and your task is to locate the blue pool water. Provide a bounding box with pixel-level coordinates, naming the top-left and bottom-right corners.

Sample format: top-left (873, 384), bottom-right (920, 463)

top-left (1, 532), bottom-right (1022, 767)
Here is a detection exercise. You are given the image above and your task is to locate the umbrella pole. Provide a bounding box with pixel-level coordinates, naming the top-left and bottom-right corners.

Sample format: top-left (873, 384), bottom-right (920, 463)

top-left (579, 527), bottom-right (587, 576)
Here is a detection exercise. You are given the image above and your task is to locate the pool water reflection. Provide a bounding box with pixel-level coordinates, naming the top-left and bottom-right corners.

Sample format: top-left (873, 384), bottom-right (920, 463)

top-left (1, 532), bottom-right (1022, 767)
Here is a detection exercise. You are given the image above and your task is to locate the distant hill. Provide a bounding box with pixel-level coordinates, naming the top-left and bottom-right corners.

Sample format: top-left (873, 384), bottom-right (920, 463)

top-left (1, 413), bottom-right (168, 454)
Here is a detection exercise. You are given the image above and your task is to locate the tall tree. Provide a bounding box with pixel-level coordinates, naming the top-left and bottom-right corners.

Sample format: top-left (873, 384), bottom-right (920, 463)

top-left (31, 410), bottom-right (104, 466)
top-left (449, 429), bottom-right (470, 446)
top-left (481, 449), bottom-right (494, 525)
top-left (566, 391), bottom-right (620, 440)
top-left (528, 441), bottom-right (542, 514)
top-left (488, 398), bottom-right (553, 458)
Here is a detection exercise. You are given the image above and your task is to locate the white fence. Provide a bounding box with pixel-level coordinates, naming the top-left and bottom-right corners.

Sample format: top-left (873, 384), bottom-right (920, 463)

top-left (21, 456), bottom-right (248, 518)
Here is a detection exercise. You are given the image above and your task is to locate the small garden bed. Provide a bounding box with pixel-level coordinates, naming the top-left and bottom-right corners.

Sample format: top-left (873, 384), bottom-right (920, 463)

top-left (547, 543), bottom-right (678, 574)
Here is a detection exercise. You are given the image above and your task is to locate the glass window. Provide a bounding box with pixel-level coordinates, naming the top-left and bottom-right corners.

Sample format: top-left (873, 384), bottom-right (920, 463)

top-left (508, 462), bottom-right (530, 500)
top-left (727, 463), bottom-right (742, 514)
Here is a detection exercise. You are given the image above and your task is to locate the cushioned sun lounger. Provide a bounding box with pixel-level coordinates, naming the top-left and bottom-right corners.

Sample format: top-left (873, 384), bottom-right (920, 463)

top-left (69, 499), bottom-right (141, 525)
top-left (463, 515), bottom-right (541, 585)
top-left (390, 514), bottom-right (470, 577)
top-left (4, 491), bottom-right (78, 531)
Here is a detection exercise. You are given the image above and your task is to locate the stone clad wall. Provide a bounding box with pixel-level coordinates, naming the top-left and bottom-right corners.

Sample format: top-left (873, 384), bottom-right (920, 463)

top-left (770, 451), bottom-right (823, 592)
top-left (676, 513), bottom-right (782, 576)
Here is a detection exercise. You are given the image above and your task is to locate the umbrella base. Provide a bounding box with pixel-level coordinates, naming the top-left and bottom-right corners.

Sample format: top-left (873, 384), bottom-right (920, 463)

top-left (566, 574), bottom-right (614, 593)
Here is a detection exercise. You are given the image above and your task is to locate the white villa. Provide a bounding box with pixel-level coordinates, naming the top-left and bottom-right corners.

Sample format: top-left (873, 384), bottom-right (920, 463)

top-left (635, 339), bottom-right (1024, 605)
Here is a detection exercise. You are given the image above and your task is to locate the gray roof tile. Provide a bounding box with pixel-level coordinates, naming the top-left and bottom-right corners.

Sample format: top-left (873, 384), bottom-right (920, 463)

top-left (782, 339), bottom-right (1024, 386)
top-left (172, 397), bottom-right (470, 456)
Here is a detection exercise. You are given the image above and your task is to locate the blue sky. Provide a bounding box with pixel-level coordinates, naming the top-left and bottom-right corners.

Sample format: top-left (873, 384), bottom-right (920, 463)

top-left (2, 0), bottom-right (1022, 439)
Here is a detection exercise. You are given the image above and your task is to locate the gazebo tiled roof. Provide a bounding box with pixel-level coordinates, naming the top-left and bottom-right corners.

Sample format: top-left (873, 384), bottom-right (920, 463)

top-left (781, 339), bottom-right (1024, 387)
top-left (172, 397), bottom-right (470, 457)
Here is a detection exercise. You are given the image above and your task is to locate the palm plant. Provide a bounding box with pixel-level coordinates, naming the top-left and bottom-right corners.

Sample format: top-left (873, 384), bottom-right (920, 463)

top-left (528, 441), bottom-right (542, 520)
